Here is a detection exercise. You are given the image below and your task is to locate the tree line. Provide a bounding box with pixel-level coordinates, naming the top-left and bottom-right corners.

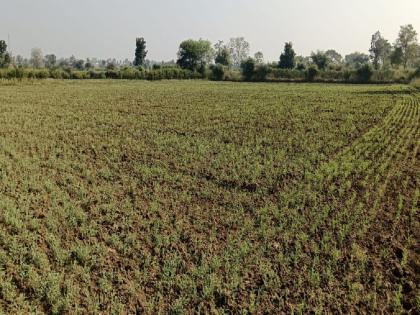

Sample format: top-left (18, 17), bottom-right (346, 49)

top-left (0, 24), bottom-right (419, 83)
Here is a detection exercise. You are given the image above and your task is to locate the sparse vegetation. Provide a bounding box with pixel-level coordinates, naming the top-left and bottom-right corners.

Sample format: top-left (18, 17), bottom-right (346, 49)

top-left (0, 80), bottom-right (418, 314)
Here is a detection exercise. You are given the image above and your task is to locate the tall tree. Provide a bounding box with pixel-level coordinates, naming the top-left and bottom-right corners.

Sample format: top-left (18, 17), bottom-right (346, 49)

top-left (227, 37), bottom-right (250, 69)
top-left (344, 52), bottom-right (370, 68)
top-left (241, 57), bottom-right (255, 81)
top-left (0, 40), bottom-right (6, 56)
top-left (214, 41), bottom-right (232, 66)
top-left (30, 48), bottom-right (44, 68)
top-left (279, 42), bottom-right (296, 69)
top-left (325, 49), bottom-right (343, 64)
top-left (177, 39), bottom-right (213, 70)
top-left (369, 31), bottom-right (391, 69)
top-left (44, 54), bottom-right (57, 68)
top-left (134, 37), bottom-right (148, 67)
top-left (311, 51), bottom-right (329, 70)
top-left (0, 40), bottom-right (10, 68)
top-left (390, 47), bottom-right (403, 68)
top-left (254, 51), bottom-right (264, 64)
top-left (395, 24), bottom-right (418, 69)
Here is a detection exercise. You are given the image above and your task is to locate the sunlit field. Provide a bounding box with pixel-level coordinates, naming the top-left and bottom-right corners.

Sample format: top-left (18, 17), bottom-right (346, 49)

top-left (0, 80), bottom-right (418, 314)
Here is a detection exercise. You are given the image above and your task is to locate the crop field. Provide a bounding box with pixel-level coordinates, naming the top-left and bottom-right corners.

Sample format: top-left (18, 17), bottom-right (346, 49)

top-left (0, 80), bottom-right (418, 314)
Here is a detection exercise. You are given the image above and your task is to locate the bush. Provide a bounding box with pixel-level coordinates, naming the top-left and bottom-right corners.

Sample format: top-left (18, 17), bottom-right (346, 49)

top-left (241, 58), bottom-right (256, 81)
top-left (271, 68), bottom-right (304, 80)
top-left (210, 64), bottom-right (226, 81)
top-left (120, 68), bottom-right (140, 80)
top-left (355, 64), bottom-right (373, 83)
top-left (306, 66), bottom-right (318, 81)
top-left (15, 67), bottom-right (26, 79)
top-left (254, 64), bottom-right (271, 81)
top-left (5, 68), bottom-right (17, 79)
top-left (409, 67), bottom-right (420, 80)
top-left (50, 69), bottom-right (64, 79)
top-left (371, 69), bottom-right (395, 82)
top-left (71, 71), bottom-right (89, 80)
top-left (105, 70), bottom-right (121, 79)
top-left (88, 70), bottom-right (105, 79)
top-left (411, 78), bottom-right (420, 90)
top-left (296, 63), bottom-right (306, 71)
top-left (318, 70), bottom-right (345, 81)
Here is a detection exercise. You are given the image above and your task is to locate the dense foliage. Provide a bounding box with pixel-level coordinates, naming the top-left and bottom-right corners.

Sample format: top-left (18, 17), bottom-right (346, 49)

top-left (133, 38), bottom-right (148, 67)
top-left (0, 24), bottom-right (419, 84)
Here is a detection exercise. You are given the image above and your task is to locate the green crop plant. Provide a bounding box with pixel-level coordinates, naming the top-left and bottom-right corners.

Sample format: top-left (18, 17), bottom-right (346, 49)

top-left (0, 80), bottom-right (418, 314)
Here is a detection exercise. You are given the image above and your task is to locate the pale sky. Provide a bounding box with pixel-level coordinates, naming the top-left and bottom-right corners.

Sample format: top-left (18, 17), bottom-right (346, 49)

top-left (1, 0), bottom-right (419, 62)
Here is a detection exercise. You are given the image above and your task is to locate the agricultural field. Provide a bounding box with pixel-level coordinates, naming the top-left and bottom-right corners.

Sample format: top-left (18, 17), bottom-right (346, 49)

top-left (0, 80), bottom-right (418, 314)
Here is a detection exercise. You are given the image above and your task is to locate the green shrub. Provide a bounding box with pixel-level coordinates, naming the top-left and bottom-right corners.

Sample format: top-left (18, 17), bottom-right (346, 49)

top-left (355, 64), bottom-right (373, 83)
top-left (306, 66), bottom-right (318, 81)
top-left (89, 70), bottom-right (106, 79)
top-left (34, 69), bottom-right (50, 79)
top-left (319, 70), bottom-right (345, 81)
top-left (410, 78), bottom-right (420, 89)
top-left (71, 71), bottom-right (89, 80)
top-left (371, 69), bottom-right (395, 82)
top-left (241, 58), bottom-right (256, 81)
top-left (105, 70), bottom-right (121, 79)
top-left (120, 68), bottom-right (139, 80)
top-left (210, 64), bottom-right (226, 81)
top-left (271, 68), bottom-right (304, 80)
top-left (50, 69), bottom-right (65, 79)
top-left (254, 64), bottom-right (271, 81)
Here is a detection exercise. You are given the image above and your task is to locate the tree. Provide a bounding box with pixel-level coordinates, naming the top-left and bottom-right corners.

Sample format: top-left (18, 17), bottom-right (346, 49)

top-left (344, 52), bottom-right (370, 68)
top-left (0, 40), bottom-right (6, 56)
top-left (390, 47), bottom-right (403, 68)
top-left (0, 40), bottom-right (10, 68)
top-left (73, 59), bottom-right (85, 70)
top-left (306, 65), bottom-right (318, 81)
top-left (228, 37), bottom-right (250, 69)
top-left (85, 60), bottom-right (93, 69)
top-left (44, 54), bottom-right (57, 68)
top-left (356, 64), bottom-right (373, 83)
top-left (279, 42), bottom-right (296, 69)
top-left (210, 64), bottom-right (226, 81)
top-left (325, 49), bottom-right (343, 64)
top-left (134, 37), bottom-right (147, 67)
top-left (241, 57), bottom-right (255, 81)
top-left (395, 24), bottom-right (418, 69)
top-left (254, 51), bottom-right (264, 64)
top-left (15, 55), bottom-right (26, 66)
top-left (295, 55), bottom-right (310, 70)
top-left (214, 41), bottom-right (232, 66)
top-left (254, 64), bottom-right (270, 81)
top-left (30, 48), bottom-right (44, 68)
top-left (177, 39), bottom-right (213, 71)
top-left (369, 31), bottom-right (391, 69)
top-left (311, 51), bottom-right (329, 70)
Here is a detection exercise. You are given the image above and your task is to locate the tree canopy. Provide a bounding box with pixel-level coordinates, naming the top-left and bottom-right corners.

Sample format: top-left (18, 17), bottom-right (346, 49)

top-left (369, 31), bottom-right (391, 69)
top-left (214, 41), bottom-right (232, 67)
top-left (395, 24), bottom-right (418, 68)
top-left (0, 40), bottom-right (10, 68)
top-left (279, 42), bottom-right (296, 69)
top-left (134, 37), bottom-right (147, 67)
top-left (227, 37), bottom-right (250, 69)
top-left (345, 52), bottom-right (370, 69)
top-left (311, 51), bottom-right (329, 70)
top-left (177, 39), bottom-right (213, 71)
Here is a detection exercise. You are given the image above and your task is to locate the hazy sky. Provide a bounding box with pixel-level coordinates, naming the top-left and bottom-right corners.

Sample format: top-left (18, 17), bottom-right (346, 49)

top-left (1, 0), bottom-right (419, 62)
